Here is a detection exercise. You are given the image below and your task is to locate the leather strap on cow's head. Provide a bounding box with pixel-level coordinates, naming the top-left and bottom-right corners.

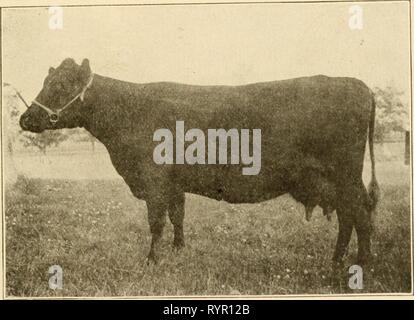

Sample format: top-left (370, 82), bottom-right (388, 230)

top-left (32, 73), bottom-right (94, 124)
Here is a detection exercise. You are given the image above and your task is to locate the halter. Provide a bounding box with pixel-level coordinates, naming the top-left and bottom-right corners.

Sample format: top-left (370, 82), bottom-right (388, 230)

top-left (32, 74), bottom-right (94, 124)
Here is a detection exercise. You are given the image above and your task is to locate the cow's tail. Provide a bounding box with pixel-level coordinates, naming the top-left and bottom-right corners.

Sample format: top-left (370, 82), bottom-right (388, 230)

top-left (367, 94), bottom-right (380, 211)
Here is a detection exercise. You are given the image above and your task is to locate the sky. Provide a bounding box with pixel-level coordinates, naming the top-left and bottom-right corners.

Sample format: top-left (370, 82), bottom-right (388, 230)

top-left (2, 2), bottom-right (411, 111)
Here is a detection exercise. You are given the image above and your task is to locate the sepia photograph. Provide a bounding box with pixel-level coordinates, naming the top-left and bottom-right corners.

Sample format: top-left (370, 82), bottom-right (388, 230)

top-left (0, 0), bottom-right (412, 298)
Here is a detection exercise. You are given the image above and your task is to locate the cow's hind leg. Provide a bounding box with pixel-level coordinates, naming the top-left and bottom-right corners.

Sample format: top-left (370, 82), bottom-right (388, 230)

top-left (354, 181), bottom-right (374, 265)
top-left (332, 180), bottom-right (373, 276)
top-left (168, 192), bottom-right (185, 249)
top-left (146, 199), bottom-right (167, 263)
top-left (331, 188), bottom-right (356, 286)
top-left (333, 205), bottom-right (354, 265)
top-left (333, 175), bottom-right (372, 262)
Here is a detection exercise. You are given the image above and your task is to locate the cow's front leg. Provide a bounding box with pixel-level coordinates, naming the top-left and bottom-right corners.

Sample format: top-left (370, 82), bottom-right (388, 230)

top-left (146, 198), bottom-right (167, 263)
top-left (168, 192), bottom-right (185, 249)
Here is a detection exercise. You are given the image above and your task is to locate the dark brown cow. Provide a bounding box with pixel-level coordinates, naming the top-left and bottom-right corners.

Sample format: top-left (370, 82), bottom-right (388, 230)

top-left (20, 58), bottom-right (379, 266)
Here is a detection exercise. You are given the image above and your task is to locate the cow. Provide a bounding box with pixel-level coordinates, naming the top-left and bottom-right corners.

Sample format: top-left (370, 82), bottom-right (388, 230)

top-left (19, 58), bottom-right (380, 268)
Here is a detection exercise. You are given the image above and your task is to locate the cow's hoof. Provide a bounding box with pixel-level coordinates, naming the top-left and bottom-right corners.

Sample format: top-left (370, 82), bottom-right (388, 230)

top-left (357, 253), bottom-right (373, 267)
top-left (146, 253), bottom-right (159, 265)
top-left (173, 241), bottom-right (185, 251)
top-left (330, 261), bottom-right (345, 288)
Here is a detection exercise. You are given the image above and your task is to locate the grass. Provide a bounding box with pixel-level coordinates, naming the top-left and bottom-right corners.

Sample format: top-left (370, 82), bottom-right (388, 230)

top-left (5, 173), bottom-right (411, 297)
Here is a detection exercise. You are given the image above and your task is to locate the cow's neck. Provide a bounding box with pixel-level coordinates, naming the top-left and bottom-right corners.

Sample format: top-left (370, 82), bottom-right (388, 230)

top-left (80, 74), bottom-right (142, 147)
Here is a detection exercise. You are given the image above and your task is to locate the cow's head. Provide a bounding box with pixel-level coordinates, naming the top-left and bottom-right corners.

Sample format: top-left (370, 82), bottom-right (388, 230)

top-left (20, 58), bottom-right (92, 133)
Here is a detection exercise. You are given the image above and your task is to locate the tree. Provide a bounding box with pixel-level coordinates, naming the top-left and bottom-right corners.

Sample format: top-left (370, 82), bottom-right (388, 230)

top-left (3, 87), bottom-right (21, 156)
top-left (20, 130), bottom-right (69, 154)
top-left (3, 85), bottom-right (22, 184)
top-left (373, 86), bottom-right (409, 143)
top-left (70, 128), bottom-right (98, 152)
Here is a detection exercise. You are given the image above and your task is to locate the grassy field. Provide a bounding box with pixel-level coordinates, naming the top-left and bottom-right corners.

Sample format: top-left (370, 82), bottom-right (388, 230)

top-left (5, 163), bottom-right (411, 297)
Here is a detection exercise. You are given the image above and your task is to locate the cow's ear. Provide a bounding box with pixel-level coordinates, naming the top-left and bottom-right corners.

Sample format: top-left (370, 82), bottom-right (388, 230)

top-left (81, 58), bottom-right (90, 70)
top-left (49, 67), bottom-right (55, 75)
top-left (79, 58), bottom-right (91, 82)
